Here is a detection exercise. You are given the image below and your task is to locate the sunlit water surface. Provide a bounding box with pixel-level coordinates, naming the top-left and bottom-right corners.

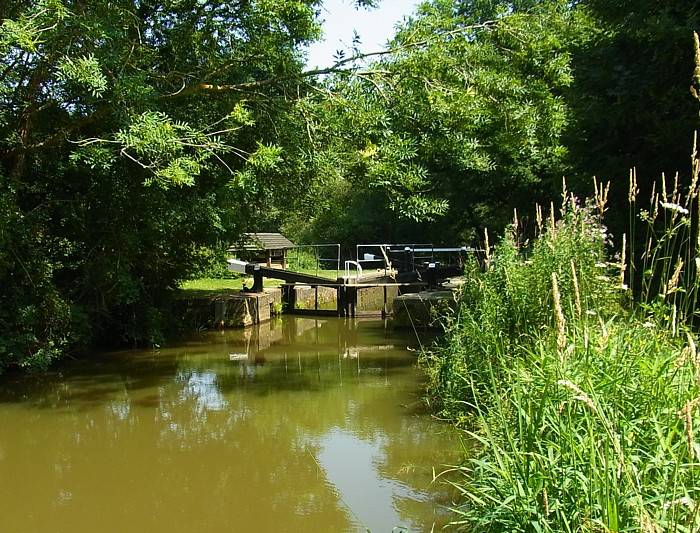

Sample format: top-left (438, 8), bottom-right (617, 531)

top-left (0, 317), bottom-right (461, 532)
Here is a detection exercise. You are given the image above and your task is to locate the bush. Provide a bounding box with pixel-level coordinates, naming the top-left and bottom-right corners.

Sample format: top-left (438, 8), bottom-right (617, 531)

top-left (187, 245), bottom-right (239, 280)
top-left (423, 184), bottom-right (700, 531)
top-left (424, 197), bottom-right (618, 420)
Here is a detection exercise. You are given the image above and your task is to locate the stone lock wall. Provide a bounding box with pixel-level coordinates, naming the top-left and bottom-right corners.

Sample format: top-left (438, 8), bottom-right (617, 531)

top-left (179, 288), bottom-right (282, 329)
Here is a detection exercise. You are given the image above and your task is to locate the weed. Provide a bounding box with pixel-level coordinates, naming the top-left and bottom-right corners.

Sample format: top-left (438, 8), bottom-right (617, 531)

top-left (423, 171), bottom-right (700, 531)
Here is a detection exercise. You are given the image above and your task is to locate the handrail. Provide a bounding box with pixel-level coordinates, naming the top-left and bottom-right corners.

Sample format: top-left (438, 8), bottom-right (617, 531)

top-left (344, 260), bottom-right (363, 281)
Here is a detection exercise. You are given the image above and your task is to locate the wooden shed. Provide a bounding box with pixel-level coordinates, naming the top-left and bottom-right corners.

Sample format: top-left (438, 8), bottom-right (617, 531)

top-left (229, 232), bottom-right (294, 269)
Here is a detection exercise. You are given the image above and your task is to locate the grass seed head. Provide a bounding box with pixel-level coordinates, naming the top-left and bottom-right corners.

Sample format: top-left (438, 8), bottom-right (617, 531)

top-left (571, 259), bottom-right (582, 317)
top-left (629, 168), bottom-right (638, 204)
top-left (620, 233), bottom-right (627, 288)
top-left (536, 203), bottom-right (543, 234)
top-left (557, 380), bottom-right (596, 411)
top-left (640, 513), bottom-right (662, 533)
top-left (662, 172), bottom-right (668, 203)
top-left (593, 176), bottom-right (610, 216)
top-left (549, 201), bottom-right (556, 235)
top-left (673, 172), bottom-right (680, 204)
top-left (663, 259), bottom-right (684, 297)
top-left (561, 177), bottom-right (568, 216)
top-left (552, 273), bottom-right (567, 356)
top-left (677, 398), bottom-right (700, 460)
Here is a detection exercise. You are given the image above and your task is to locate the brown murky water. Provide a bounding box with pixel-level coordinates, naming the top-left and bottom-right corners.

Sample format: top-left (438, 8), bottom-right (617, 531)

top-left (0, 317), bottom-right (462, 532)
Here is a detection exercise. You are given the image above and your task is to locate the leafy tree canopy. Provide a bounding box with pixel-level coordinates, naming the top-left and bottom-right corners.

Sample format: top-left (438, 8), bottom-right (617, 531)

top-left (293, 0), bottom-right (700, 246)
top-left (568, 0), bottom-right (700, 193)
top-left (291, 0), bottom-right (588, 244)
top-left (0, 0), bottom-right (340, 369)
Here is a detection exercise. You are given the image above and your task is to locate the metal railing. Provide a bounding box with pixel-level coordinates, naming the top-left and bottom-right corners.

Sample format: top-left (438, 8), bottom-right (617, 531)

top-left (355, 243), bottom-right (434, 276)
top-left (286, 244), bottom-right (341, 279)
top-left (355, 243), bottom-right (475, 273)
top-left (344, 260), bottom-right (363, 281)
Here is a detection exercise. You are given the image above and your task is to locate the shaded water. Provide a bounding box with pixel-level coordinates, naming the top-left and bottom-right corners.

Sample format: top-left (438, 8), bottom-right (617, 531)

top-left (0, 317), bottom-right (461, 532)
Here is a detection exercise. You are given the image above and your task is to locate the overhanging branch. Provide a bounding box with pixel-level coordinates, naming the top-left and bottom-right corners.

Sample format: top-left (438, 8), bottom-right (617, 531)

top-left (169, 21), bottom-right (495, 99)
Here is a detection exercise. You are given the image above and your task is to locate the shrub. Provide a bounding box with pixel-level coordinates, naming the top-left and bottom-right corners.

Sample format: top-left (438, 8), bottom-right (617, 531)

top-left (423, 180), bottom-right (700, 531)
top-left (424, 197), bottom-right (619, 420)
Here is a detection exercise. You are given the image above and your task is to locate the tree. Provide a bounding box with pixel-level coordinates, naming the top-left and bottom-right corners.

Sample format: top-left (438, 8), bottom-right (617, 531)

top-left (567, 0), bottom-right (700, 202)
top-left (0, 0), bottom-right (332, 370)
top-left (291, 0), bottom-right (584, 245)
top-left (295, 0), bottom-right (700, 247)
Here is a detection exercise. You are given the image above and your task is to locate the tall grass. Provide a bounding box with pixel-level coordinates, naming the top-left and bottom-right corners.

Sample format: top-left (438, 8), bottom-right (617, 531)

top-left (423, 170), bottom-right (700, 531)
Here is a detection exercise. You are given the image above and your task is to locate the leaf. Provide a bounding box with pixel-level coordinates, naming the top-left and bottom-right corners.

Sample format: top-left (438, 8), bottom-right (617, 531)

top-left (57, 54), bottom-right (108, 97)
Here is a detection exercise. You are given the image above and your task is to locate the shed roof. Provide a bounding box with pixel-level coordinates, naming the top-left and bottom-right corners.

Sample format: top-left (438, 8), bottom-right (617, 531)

top-left (234, 232), bottom-right (295, 251)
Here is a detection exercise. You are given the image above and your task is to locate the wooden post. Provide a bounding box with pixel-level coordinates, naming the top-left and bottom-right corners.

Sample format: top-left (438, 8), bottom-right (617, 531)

top-left (382, 285), bottom-right (388, 318)
top-left (252, 270), bottom-right (264, 293)
top-left (281, 285), bottom-right (291, 312)
top-left (337, 286), bottom-right (345, 317)
top-left (349, 287), bottom-right (357, 318)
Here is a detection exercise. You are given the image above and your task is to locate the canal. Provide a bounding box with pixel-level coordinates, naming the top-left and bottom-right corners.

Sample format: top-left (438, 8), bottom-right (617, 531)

top-left (0, 317), bottom-right (461, 532)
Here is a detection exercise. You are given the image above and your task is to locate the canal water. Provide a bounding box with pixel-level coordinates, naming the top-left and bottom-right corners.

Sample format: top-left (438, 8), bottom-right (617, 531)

top-left (0, 317), bottom-right (461, 532)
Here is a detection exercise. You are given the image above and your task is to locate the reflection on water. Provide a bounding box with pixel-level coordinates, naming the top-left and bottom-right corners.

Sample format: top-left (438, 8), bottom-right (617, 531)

top-left (318, 428), bottom-right (431, 532)
top-left (0, 317), bottom-right (461, 533)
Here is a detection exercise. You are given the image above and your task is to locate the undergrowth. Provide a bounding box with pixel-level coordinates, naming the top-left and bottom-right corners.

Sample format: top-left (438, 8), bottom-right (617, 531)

top-left (422, 165), bottom-right (700, 531)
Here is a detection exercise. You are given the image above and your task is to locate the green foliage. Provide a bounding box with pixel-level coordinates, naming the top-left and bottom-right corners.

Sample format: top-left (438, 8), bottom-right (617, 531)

top-left (364, 137), bottom-right (449, 221)
top-left (113, 111), bottom-right (231, 188)
top-left (247, 143), bottom-right (284, 171)
top-left (186, 246), bottom-right (239, 280)
top-left (382, 0), bottom-right (581, 233)
top-left (0, 185), bottom-right (72, 372)
top-left (568, 0), bottom-right (700, 202)
top-left (292, 0), bottom-right (585, 245)
top-left (293, 0), bottom-right (700, 248)
top-left (444, 321), bottom-right (700, 532)
top-left (0, 0), bottom-right (327, 370)
top-left (422, 179), bottom-right (700, 531)
top-left (0, 1), bottom-right (70, 53)
top-left (57, 54), bottom-right (108, 97)
top-left (287, 247), bottom-right (319, 271)
top-left (426, 198), bottom-right (615, 418)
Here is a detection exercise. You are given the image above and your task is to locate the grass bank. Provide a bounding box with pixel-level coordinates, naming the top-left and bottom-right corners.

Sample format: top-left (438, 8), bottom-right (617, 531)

top-left (178, 268), bottom-right (339, 298)
top-left (178, 276), bottom-right (275, 297)
top-left (423, 178), bottom-right (700, 531)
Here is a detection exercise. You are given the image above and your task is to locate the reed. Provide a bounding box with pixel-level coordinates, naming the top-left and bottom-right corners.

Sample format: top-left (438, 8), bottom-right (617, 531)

top-left (422, 167), bottom-right (700, 531)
